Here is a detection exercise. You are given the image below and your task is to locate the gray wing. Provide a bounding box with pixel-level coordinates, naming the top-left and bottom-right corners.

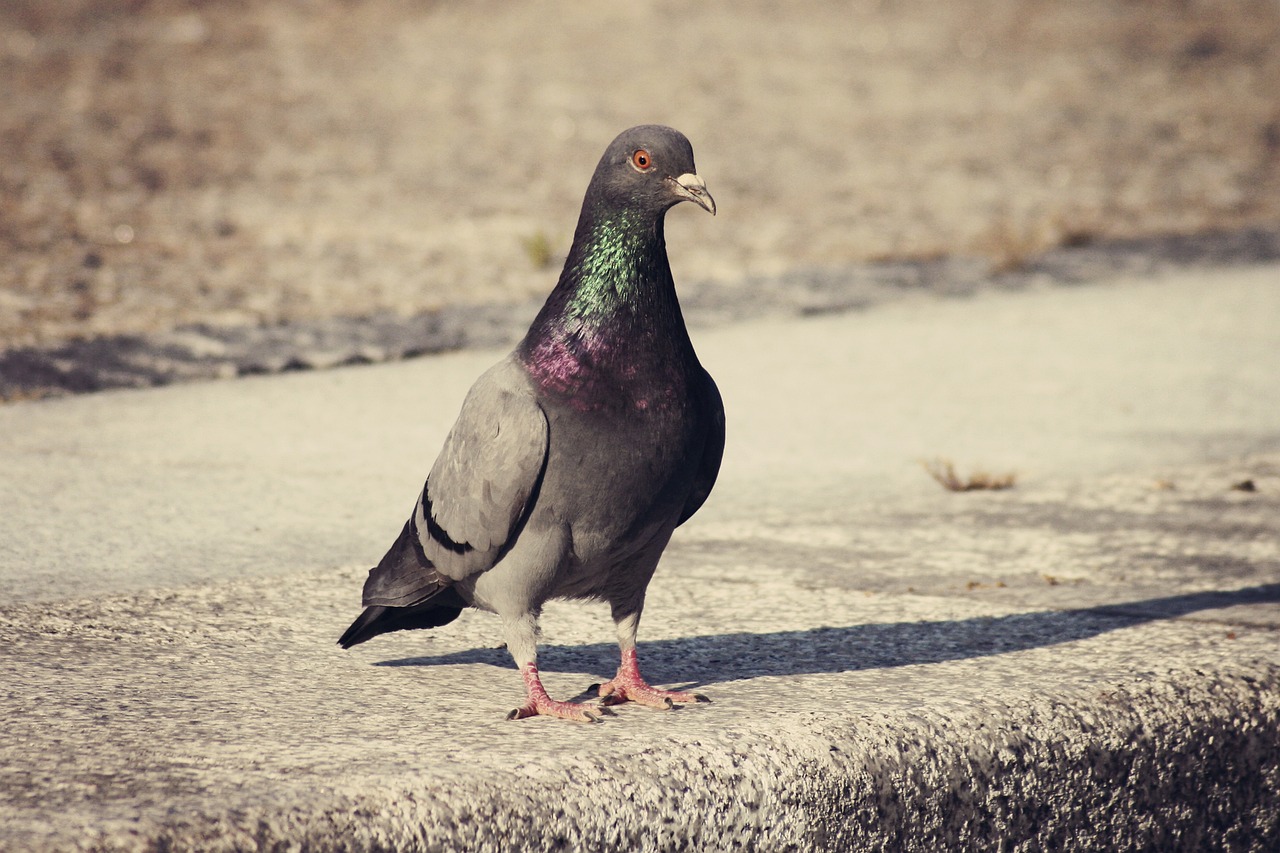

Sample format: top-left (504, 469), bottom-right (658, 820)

top-left (420, 358), bottom-right (550, 578)
top-left (361, 358), bottom-right (549, 608)
top-left (678, 368), bottom-right (725, 526)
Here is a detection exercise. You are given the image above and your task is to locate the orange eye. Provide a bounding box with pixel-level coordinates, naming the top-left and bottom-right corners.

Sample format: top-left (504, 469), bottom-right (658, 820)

top-left (631, 149), bottom-right (652, 170)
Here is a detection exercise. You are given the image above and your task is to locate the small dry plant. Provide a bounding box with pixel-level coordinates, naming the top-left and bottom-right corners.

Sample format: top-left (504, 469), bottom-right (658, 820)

top-left (974, 212), bottom-right (1100, 274)
top-left (520, 231), bottom-right (556, 269)
top-left (922, 458), bottom-right (1017, 492)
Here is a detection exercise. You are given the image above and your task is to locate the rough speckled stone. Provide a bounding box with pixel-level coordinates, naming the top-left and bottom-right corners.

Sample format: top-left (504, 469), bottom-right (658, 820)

top-left (2, 265), bottom-right (1278, 850)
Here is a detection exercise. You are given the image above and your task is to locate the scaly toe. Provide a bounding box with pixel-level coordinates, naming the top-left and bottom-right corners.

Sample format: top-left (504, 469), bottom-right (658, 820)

top-left (506, 699), bottom-right (601, 723)
top-left (597, 682), bottom-right (706, 710)
top-left (629, 688), bottom-right (678, 710)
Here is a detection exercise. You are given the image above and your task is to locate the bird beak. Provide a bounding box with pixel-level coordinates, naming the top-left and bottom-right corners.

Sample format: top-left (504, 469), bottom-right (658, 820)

top-left (670, 173), bottom-right (716, 216)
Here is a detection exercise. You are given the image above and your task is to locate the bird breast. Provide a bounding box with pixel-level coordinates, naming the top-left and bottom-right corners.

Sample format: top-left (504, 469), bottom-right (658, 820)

top-left (535, 383), bottom-right (705, 569)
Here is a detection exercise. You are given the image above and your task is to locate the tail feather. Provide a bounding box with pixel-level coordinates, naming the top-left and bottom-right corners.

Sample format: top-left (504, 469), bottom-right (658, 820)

top-left (337, 589), bottom-right (467, 649)
top-left (340, 499), bottom-right (470, 649)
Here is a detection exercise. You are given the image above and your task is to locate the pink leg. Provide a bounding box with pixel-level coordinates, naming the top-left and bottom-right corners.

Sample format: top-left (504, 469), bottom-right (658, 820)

top-left (507, 663), bottom-right (603, 722)
top-left (596, 647), bottom-right (710, 709)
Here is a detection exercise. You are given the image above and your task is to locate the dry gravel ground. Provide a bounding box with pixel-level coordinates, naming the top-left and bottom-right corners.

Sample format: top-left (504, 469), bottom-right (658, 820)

top-left (2, 0), bottom-right (1279, 351)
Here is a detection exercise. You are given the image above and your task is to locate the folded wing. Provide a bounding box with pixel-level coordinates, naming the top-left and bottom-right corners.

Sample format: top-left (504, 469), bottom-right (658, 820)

top-left (361, 359), bottom-right (550, 608)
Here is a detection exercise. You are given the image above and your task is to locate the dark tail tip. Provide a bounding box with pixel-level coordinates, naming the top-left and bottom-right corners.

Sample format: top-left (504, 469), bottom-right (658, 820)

top-left (338, 606), bottom-right (387, 649)
top-left (337, 596), bottom-right (466, 649)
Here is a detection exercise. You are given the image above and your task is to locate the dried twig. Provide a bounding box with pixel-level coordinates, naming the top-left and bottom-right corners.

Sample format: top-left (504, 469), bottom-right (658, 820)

top-left (922, 458), bottom-right (1017, 492)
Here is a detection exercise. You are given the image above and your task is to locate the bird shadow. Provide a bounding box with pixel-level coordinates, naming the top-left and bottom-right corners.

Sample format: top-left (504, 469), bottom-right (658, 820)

top-left (374, 583), bottom-right (1280, 689)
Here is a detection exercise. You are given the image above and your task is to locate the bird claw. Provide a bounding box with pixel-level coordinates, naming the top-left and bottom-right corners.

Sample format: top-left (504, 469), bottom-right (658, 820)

top-left (506, 673), bottom-right (704, 718)
top-left (592, 648), bottom-right (709, 710)
top-left (506, 698), bottom-right (602, 723)
top-left (595, 679), bottom-right (706, 710)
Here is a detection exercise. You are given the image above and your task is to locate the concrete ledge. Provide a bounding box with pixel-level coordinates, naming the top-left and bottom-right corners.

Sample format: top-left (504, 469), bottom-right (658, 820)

top-left (3, 265), bottom-right (1278, 850)
top-left (3, 567), bottom-right (1277, 850)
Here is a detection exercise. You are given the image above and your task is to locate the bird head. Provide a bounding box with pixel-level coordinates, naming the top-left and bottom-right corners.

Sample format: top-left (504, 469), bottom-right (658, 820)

top-left (587, 125), bottom-right (716, 218)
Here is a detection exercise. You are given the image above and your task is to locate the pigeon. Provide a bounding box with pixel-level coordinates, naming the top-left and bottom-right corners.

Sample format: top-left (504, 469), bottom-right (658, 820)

top-left (338, 125), bottom-right (723, 722)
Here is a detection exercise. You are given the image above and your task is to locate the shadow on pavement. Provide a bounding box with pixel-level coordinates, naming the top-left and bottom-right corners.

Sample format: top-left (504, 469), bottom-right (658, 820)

top-left (375, 583), bottom-right (1280, 686)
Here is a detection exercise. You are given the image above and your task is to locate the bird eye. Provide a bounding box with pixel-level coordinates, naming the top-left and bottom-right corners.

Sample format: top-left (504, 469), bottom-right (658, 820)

top-left (631, 149), bottom-right (652, 170)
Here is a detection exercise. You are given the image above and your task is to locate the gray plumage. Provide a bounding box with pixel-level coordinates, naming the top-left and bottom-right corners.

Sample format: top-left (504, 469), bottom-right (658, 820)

top-left (339, 125), bottom-right (722, 721)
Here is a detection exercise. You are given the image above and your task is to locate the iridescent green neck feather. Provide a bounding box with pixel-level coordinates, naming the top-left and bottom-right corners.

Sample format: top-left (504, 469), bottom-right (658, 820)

top-left (518, 205), bottom-right (694, 407)
top-left (564, 211), bottom-right (664, 319)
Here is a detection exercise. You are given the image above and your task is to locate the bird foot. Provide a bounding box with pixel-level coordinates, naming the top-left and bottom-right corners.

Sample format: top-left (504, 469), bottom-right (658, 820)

top-left (506, 696), bottom-right (604, 723)
top-left (592, 647), bottom-right (710, 709)
top-left (507, 662), bottom-right (609, 722)
top-left (594, 678), bottom-right (710, 710)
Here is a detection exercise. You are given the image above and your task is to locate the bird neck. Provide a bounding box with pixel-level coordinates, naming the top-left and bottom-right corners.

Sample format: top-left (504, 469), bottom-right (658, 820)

top-left (563, 206), bottom-right (676, 318)
top-left (518, 208), bottom-right (696, 405)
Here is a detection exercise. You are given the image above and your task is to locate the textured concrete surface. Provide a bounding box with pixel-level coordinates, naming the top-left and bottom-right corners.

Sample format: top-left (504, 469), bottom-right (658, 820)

top-left (2, 265), bottom-right (1279, 850)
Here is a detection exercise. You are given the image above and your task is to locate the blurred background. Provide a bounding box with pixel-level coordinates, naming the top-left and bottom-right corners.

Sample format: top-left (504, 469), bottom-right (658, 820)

top-left (2, 0), bottom-right (1278, 351)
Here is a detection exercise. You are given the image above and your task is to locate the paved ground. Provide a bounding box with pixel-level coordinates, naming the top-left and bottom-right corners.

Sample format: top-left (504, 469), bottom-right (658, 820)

top-left (2, 264), bottom-right (1279, 850)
